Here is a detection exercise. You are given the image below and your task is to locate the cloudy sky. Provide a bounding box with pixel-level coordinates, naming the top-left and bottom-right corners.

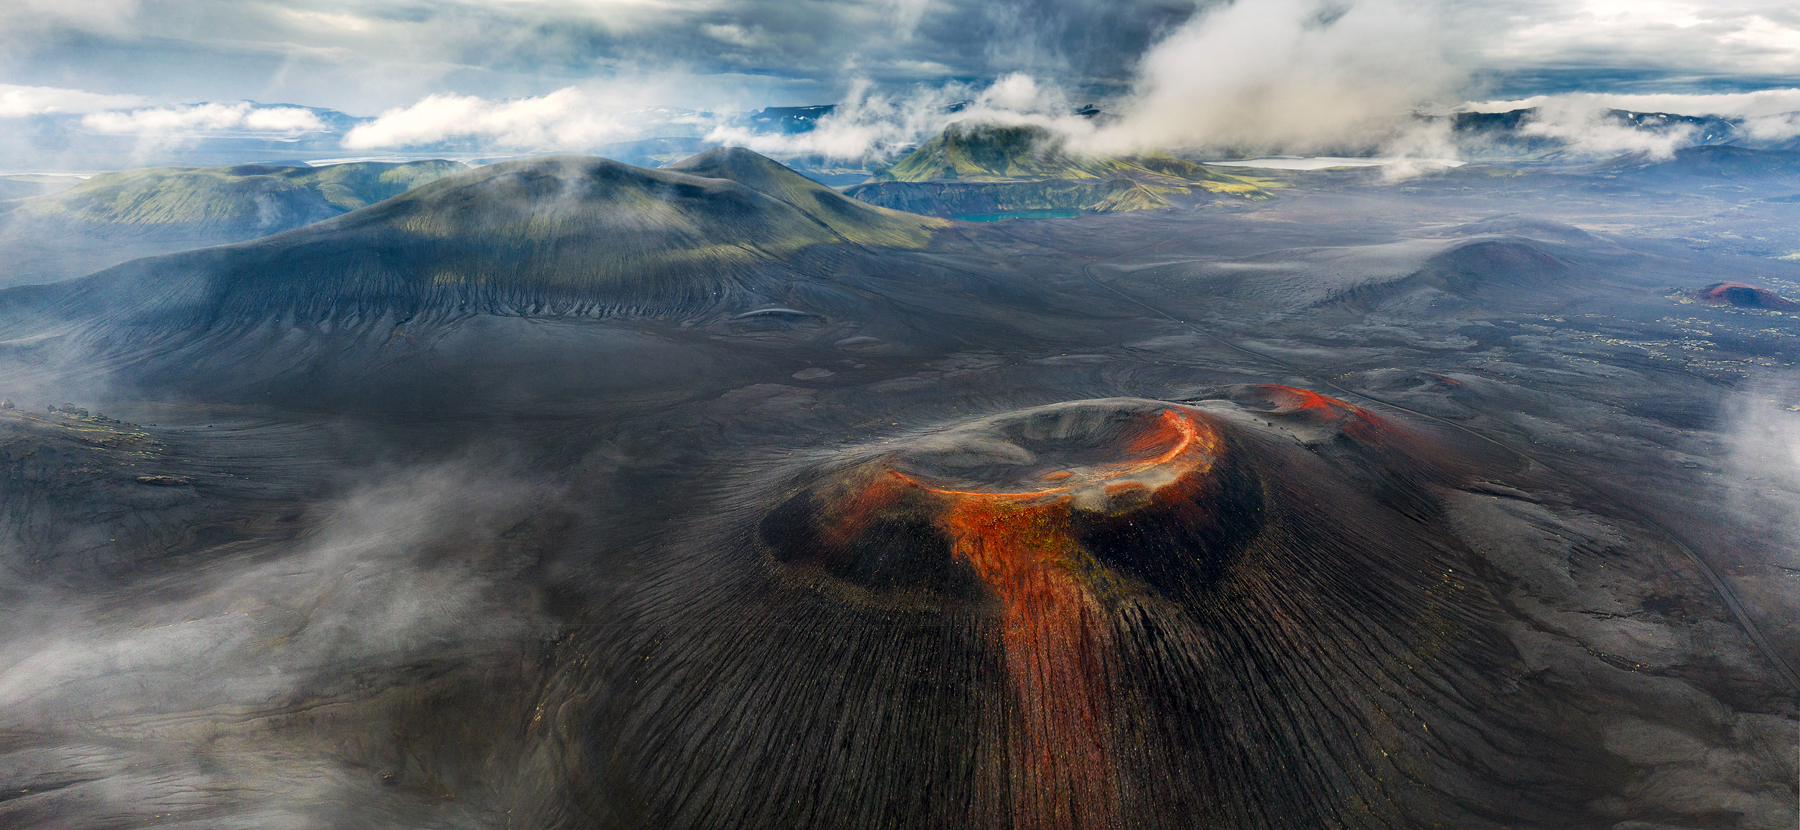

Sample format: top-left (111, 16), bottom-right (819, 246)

top-left (3, 0), bottom-right (1799, 114)
top-left (4, 0), bottom-right (1800, 157)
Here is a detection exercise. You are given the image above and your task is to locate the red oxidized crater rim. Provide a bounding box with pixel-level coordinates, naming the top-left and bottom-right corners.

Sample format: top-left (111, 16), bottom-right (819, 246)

top-left (762, 399), bottom-right (1241, 830)
top-left (885, 402), bottom-right (1222, 510)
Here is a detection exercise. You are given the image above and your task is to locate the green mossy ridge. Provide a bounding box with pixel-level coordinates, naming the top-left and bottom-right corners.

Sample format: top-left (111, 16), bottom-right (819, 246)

top-left (869, 122), bottom-right (1271, 213)
top-left (10, 160), bottom-right (466, 234)
top-left (845, 178), bottom-right (1178, 218)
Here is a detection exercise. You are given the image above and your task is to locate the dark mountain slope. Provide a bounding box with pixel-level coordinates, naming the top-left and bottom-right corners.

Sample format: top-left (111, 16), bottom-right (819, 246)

top-left (4, 152), bottom-right (949, 331)
top-left (1589, 145), bottom-right (1800, 185)
top-left (664, 147), bottom-right (946, 246)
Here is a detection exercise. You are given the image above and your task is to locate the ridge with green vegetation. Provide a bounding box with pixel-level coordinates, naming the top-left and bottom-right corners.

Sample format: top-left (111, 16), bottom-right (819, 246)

top-left (859, 122), bottom-right (1270, 217)
top-left (846, 178), bottom-right (1178, 217)
top-left (5, 160), bottom-right (466, 236)
top-left (875, 122), bottom-right (1266, 193)
top-left (0, 160), bottom-right (468, 287)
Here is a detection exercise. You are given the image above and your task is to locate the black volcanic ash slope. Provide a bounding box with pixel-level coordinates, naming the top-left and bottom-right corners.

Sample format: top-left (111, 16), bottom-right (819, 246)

top-left (0, 160), bottom-right (466, 287)
top-left (7, 151), bottom-right (948, 330)
top-left (663, 146), bottom-right (948, 245)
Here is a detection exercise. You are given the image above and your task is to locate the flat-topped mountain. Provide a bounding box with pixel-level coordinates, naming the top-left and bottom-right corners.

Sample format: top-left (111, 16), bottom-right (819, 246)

top-left (1589, 145), bottom-right (1800, 184)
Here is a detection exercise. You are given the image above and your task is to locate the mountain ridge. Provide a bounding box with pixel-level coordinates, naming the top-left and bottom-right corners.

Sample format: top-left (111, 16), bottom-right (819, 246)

top-left (3, 150), bottom-right (947, 329)
top-left (0, 160), bottom-right (468, 287)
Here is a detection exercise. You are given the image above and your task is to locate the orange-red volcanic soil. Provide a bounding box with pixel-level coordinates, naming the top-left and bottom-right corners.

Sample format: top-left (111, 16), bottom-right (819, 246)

top-left (901, 408), bottom-right (1216, 830)
top-left (780, 404), bottom-right (1227, 830)
top-left (1231, 384), bottom-right (1405, 440)
top-left (1700, 281), bottom-right (1798, 309)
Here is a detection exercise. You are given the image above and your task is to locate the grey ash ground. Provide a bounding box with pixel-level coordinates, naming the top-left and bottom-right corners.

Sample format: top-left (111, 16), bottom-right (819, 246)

top-left (0, 149), bottom-right (1795, 829)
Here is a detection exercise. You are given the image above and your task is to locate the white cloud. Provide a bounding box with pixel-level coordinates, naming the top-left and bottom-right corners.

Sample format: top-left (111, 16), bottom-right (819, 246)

top-left (702, 0), bottom-right (1474, 164)
top-left (1459, 89), bottom-right (1800, 152)
top-left (1518, 101), bottom-right (1696, 159)
top-left (703, 22), bottom-right (760, 47)
top-left (80, 102), bottom-right (327, 134)
top-left (477, 0), bottom-right (736, 32)
top-left (341, 72), bottom-right (1078, 157)
top-left (1462, 89), bottom-right (1800, 119)
top-left (343, 87), bottom-right (639, 149)
top-left (1478, 1), bottom-right (1800, 77)
top-left (0, 84), bottom-right (149, 118)
top-left (1718, 377), bottom-right (1800, 602)
top-left (702, 73), bottom-right (1092, 159)
top-left (279, 8), bottom-right (376, 33)
top-left (1087, 0), bottom-right (1461, 154)
top-left (883, 0), bottom-right (934, 39)
top-left (1721, 14), bottom-right (1800, 54)
top-left (1744, 112), bottom-right (1800, 142)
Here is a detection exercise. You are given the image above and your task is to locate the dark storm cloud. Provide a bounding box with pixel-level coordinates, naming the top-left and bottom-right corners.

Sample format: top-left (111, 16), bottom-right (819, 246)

top-left (0, 0), bottom-right (1203, 114)
top-left (8, 0), bottom-right (1800, 117)
top-left (8, 0), bottom-right (1800, 160)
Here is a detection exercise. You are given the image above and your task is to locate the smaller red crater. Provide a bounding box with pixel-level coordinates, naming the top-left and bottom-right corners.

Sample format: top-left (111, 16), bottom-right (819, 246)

top-left (1699, 281), bottom-right (1798, 310)
top-left (1232, 385), bottom-right (1396, 433)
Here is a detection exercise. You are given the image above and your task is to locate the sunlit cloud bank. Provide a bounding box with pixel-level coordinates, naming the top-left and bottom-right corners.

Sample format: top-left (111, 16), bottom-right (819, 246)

top-left (0, 87), bottom-right (339, 169)
top-left (82, 102), bottom-right (326, 134)
top-left (342, 85), bottom-right (712, 150)
top-left (344, 89), bottom-right (632, 150)
top-left (0, 84), bottom-right (150, 118)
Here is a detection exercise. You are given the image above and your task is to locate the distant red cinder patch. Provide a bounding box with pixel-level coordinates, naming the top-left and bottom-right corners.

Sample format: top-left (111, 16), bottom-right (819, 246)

top-left (1250, 385), bottom-right (1395, 432)
top-left (1699, 281), bottom-right (1798, 310)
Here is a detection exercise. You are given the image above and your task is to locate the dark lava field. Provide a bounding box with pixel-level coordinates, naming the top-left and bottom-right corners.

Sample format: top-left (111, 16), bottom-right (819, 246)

top-left (0, 148), bottom-right (1796, 829)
